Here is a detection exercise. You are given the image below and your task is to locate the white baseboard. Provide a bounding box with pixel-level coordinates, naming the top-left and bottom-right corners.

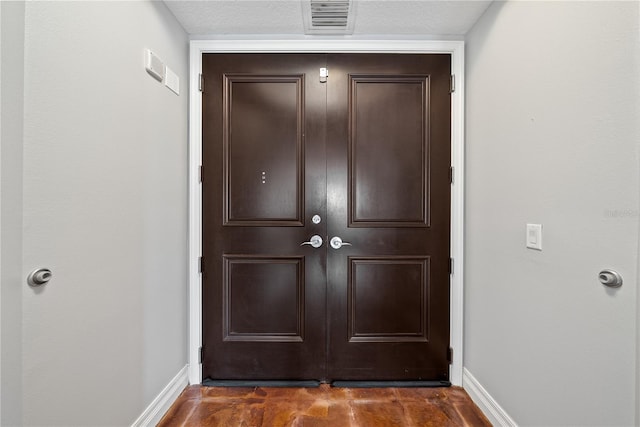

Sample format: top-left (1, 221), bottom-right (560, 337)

top-left (131, 365), bottom-right (189, 427)
top-left (463, 367), bottom-right (518, 427)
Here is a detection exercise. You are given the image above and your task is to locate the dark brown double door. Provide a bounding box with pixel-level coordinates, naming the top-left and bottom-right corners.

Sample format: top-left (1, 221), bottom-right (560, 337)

top-left (202, 54), bottom-right (451, 382)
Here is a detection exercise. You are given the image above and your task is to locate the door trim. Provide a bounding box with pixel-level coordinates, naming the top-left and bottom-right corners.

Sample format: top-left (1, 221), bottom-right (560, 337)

top-left (188, 39), bottom-right (465, 386)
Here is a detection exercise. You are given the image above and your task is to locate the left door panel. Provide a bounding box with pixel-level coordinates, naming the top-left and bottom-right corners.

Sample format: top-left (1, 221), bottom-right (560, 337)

top-left (202, 54), bottom-right (327, 380)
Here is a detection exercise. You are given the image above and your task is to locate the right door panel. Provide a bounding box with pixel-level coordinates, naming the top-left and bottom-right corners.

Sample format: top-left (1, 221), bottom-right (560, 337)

top-left (326, 54), bottom-right (452, 381)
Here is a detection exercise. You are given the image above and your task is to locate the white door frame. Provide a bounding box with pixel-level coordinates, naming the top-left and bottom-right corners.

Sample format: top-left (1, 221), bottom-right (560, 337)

top-left (188, 38), bottom-right (465, 386)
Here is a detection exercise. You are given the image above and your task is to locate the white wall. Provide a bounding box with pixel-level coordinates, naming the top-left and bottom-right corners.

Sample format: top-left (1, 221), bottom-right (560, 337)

top-left (465, 1), bottom-right (639, 425)
top-left (0, 1), bottom-right (25, 425)
top-left (21, 1), bottom-right (188, 425)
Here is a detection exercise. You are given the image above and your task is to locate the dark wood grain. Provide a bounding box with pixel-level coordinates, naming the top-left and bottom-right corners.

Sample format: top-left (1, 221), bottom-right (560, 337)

top-left (202, 54), bottom-right (328, 380)
top-left (202, 54), bottom-right (451, 382)
top-left (326, 54), bottom-right (451, 381)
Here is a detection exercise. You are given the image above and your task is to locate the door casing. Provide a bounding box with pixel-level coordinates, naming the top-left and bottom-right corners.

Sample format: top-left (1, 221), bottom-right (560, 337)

top-left (188, 38), bottom-right (465, 386)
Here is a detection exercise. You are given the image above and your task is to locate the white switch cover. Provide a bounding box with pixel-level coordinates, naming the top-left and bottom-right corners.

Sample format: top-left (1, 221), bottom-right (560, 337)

top-left (164, 66), bottom-right (179, 95)
top-left (526, 223), bottom-right (542, 250)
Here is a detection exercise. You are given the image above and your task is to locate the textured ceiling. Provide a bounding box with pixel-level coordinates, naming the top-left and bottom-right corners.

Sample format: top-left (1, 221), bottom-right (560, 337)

top-left (163, 1), bottom-right (494, 36)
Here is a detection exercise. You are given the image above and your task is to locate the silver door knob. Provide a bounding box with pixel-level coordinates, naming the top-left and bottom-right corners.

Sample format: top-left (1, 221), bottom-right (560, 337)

top-left (330, 236), bottom-right (352, 250)
top-left (301, 235), bottom-right (323, 248)
top-left (599, 269), bottom-right (623, 288)
top-left (27, 268), bottom-right (52, 286)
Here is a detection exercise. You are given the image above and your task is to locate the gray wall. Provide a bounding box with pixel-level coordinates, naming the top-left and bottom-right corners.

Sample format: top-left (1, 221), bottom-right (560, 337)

top-left (20, 1), bottom-right (188, 425)
top-left (465, 1), bottom-right (639, 425)
top-left (0, 1), bottom-right (25, 425)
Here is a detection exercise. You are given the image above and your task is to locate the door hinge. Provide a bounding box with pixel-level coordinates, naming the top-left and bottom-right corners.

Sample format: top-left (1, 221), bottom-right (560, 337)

top-left (199, 256), bottom-right (204, 274)
top-left (320, 67), bottom-right (328, 83)
top-left (448, 258), bottom-right (454, 275)
top-left (199, 73), bottom-right (204, 92)
top-left (450, 75), bottom-right (455, 93)
top-left (199, 346), bottom-right (204, 364)
top-left (449, 166), bottom-right (454, 184)
top-left (199, 165), bottom-right (203, 183)
top-left (447, 347), bottom-right (453, 364)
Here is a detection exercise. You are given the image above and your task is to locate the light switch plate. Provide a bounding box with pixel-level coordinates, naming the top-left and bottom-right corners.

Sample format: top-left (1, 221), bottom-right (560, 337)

top-left (526, 223), bottom-right (542, 250)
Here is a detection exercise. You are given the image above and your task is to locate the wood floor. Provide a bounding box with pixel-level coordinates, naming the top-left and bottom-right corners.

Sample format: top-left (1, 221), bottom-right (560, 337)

top-left (158, 384), bottom-right (491, 426)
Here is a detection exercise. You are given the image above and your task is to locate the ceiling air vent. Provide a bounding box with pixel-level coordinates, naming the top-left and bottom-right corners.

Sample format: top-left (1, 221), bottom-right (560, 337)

top-left (302, 0), bottom-right (356, 35)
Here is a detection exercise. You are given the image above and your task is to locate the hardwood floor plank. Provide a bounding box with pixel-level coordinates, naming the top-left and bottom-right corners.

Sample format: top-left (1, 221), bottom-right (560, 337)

top-left (157, 384), bottom-right (491, 427)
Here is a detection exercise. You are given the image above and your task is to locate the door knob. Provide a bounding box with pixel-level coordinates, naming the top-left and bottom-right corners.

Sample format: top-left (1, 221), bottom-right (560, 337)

top-left (330, 236), bottom-right (352, 250)
top-left (599, 269), bottom-right (623, 288)
top-left (27, 268), bottom-right (52, 287)
top-left (301, 235), bottom-right (323, 248)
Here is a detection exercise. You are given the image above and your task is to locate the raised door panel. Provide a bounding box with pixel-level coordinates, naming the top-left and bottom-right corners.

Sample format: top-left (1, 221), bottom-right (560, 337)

top-left (224, 75), bottom-right (305, 226)
top-left (349, 257), bottom-right (429, 343)
top-left (349, 76), bottom-right (430, 227)
top-left (223, 256), bottom-right (304, 342)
